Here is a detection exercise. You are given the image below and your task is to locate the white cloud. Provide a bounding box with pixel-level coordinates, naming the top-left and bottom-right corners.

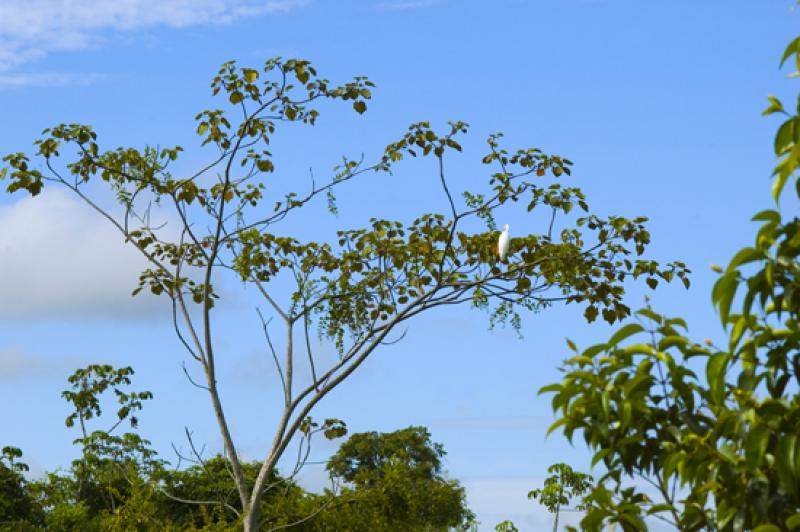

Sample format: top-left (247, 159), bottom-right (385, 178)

top-left (0, 0), bottom-right (310, 78)
top-left (0, 72), bottom-right (107, 88)
top-left (0, 346), bottom-right (86, 379)
top-left (375, 0), bottom-right (442, 10)
top-left (0, 189), bottom-right (166, 321)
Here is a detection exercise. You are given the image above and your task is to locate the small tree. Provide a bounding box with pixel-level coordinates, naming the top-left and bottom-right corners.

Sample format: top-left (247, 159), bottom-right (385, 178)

top-left (1, 58), bottom-right (686, 530)
top-left (62, 365), bottom-right (160, 514)
top-left (27, 365), bottom-right (164, 529)
top-left (529, 463), bottom-right (593, 532)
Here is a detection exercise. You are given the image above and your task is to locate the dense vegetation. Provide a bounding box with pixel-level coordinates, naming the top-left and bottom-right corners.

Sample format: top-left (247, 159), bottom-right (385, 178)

top-left (0, 405), bottom-right (475, 531)
top-left (518, 28), bottom-right (800, 532)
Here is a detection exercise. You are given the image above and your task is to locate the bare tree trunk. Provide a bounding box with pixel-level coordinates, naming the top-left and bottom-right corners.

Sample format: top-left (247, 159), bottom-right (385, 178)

top-left (243, 504), bottom-right (260, 532)
top-left (207, 378), bottom-right (249, 508)
top-left (553, 504), bottom-right (560, 532)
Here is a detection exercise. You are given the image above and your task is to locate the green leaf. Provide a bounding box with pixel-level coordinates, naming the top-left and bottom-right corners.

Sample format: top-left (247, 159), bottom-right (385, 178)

top-left (636, 307), bottom-right (663, 324)
top-left (583, 344), bottom-right (608, 358)
top-left (591, 448), bottom-right (611, 467)
top-left (620, 401), bottom-right (632, 428)
top-left (706, 352), bottom-right (729, 407)
top-left (777, 434), bottom-right (798, 484)
top-left (781, 36), bottom-right (800, 67)
top-left (745, 424), bottom-right (770, 470)
top-left (537, 383), bottom-right (562, 395)
top-left (729, 316), bottom-right (747, 352)
top-left (786, 512), bottom-right (800, 530)
top-left (775, 118), bottom-right (795, 155)
top-left (229, 91), bottom-right (244, 104)
top-left (256, 159), bottom-right (274, 172)
top-left (607, 323), bottom-right (644, 346)
top-left (712, 270), bottom-right (738, 326)
top-left (647, 504), bottom-right (675, 515)
top-left (242, 68), bottom-right (258, 83)
top-left (659, 335), bottom-right (688, 350)
top-left (766, 260), bottom-right (774, 288)
top-left (727, 247), bottom-right (762, 271)
top-left (665, 316), bottom-right (688, 330)
top-left (661, 452), bottom-right (679, 483)
top-left (565, 355), bottom-right (593, 366)
top-left (621, 343), bottom-right (655, 357)
top-left (772, 151), bottom-right (796, 202)
top-left (763, 95), bottom-right (785, 116)
top-left (753, 525), bottom-right (781, 532)
top-left (565, 338), bottom-right (578, 353)
top-left (717, 502), bottom-right (738, 530)
top-left (295, 67), bottom-right (310, 84)
top-left (601, 389), bottom-right (610, 416)
top-left (751, 209), bottom-right (781, 223)
top-left (546, 418), bottom-right (568, 437)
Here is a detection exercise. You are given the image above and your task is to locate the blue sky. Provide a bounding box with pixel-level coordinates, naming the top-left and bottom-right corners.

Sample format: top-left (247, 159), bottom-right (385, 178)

top-left (0, 0), bottom-right (797, 529)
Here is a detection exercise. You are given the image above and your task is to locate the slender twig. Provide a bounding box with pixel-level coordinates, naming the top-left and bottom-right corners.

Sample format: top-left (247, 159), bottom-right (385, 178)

top-left (257, 309), bottom-right (287, 396)
top-left (181, 361), bottom-right (210, 391)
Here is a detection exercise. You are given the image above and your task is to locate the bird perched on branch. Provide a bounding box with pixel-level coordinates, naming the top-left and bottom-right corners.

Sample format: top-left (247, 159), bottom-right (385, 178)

top-left (498, 224), bottom-right (510, 262)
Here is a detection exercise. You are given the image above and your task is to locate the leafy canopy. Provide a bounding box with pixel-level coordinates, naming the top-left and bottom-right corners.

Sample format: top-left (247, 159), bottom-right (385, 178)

top-left (540, 31), bottom-right (800, 532)
top-left (1, 53), bottom-right (687, 529)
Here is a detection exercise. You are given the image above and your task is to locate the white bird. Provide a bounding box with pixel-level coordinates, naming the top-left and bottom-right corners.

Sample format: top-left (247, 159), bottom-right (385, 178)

top-left (498, 224), bottom-right (510, 262)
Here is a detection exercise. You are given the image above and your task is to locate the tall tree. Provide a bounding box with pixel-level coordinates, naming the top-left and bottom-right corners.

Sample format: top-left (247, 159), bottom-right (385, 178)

top-left (1, 58), bottom-right (686, 529)
top-left (327, 426), bottom-right (445, 486)
top-left (315, 426), bottom-right (475, 531)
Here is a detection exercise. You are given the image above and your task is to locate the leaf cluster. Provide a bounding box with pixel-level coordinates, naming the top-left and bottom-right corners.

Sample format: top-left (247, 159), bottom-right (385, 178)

top-left (528, 462), bottom-right (593, 514)
top-left (539, 32), bottom-right (800, 532)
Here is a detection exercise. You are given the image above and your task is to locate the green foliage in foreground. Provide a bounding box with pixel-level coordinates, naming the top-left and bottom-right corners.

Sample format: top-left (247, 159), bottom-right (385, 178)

top-left (536, 32), bottom-right (800, 532)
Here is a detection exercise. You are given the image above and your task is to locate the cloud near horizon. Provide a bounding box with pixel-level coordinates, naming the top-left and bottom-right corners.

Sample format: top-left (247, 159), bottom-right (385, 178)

top-left (0, 0), bottom-right (310, 85)
top-left (0, 346), bottom-right (88, 380)
top-left (0, 189), bottom-right (168, 321)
